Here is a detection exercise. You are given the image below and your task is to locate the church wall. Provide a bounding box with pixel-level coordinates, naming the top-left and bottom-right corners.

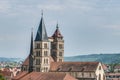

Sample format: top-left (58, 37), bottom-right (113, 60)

top-left (95, 63), bottom-right (106, 80)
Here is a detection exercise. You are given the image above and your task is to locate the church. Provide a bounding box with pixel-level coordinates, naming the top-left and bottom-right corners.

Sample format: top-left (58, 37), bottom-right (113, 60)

top-left (12, 13), bottom-right (106, 80)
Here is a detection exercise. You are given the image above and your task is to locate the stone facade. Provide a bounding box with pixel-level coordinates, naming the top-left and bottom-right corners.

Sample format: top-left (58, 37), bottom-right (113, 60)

top-left (21, 14), bottom-right (106, 80)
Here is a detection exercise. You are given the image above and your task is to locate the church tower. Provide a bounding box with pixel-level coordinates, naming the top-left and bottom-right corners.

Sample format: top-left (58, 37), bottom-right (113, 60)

top-left (51, 24), bottom-right (64, 62)
top-left (34, 13), bottom-right (50, 72)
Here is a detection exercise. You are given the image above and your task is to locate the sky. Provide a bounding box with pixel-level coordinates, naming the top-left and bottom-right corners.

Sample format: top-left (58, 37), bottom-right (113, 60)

top-left (0, 0), bottom-right (120, 58)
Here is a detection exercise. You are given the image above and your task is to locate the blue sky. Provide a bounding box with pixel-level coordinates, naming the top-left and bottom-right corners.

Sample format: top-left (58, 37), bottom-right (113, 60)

top-left (0, 0), bottom-right (120, 58)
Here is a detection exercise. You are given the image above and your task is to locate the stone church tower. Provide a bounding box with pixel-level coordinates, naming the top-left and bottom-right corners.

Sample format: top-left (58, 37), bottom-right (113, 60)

top-left (34, 14), bottom-right (50, 72)
top-left (21, 13), bottom-right (64, 72)
top-left (51, 24), bottom-right (64, 62)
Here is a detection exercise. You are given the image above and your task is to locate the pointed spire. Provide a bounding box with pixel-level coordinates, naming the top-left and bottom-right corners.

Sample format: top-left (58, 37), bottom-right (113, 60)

top-left (29, 28), bottom-right (34, 72)
top-left (56, 22), bottom-right (59, 29)
top-left (35, 11), bottom-right (48, 41)
top-left (52, 23), bottom-right (63, 38)
top-left (30, 28), bottom-right (33, 55)
top-left (41, 10), bottom-right (43, 17)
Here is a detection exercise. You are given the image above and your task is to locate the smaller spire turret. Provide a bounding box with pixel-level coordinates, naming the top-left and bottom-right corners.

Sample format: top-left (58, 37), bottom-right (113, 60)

top-left (52, 23), bottom-right (63, 39)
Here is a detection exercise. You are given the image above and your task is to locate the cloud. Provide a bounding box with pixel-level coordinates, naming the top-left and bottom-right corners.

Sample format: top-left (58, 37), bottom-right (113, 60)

top-left (103, 24), bottom-right (120, 30)
top-left (0, 1), bottom-right (11, 13)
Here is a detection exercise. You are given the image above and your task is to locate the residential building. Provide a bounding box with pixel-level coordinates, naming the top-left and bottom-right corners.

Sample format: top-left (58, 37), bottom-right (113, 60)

top-left (106, 73), bottom-right (120, 80)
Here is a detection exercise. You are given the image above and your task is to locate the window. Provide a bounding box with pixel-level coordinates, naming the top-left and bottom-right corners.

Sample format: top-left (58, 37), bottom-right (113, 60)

top-left (44, 43), bottom-right (47, 48)
top-left (36, 59), bottom-right (41, 65)
top-left (89, 73), bottom-right (91, 77)
top-left (44, 51), bottom-right (48, 56)
top-left (99, 74), bottom-right (101, 80)
top-left (46, 59), bottom-right (48, 64)
top-left (59, 44), bottom-right (63, 49)
top-left (59, 59), bottom-right (62, 62)
top-left (44, 59), bottom-right (49, 64)
top-left (82, 72), bottom-right (84, 77)
top-left (36, 43), bottom-right (40, 49)
top-left (36, 51), bottom-right (41, 57)
top-left (46, 67), bottom-right (48, 72)
top-left (99, 66), bottom-right (101, 70)
top-left (44, 67), bottom-right (48, 72)
top-left (59, 52), bottom-right (62, 56)
top-left (36, 68), bottom-right (40, 72)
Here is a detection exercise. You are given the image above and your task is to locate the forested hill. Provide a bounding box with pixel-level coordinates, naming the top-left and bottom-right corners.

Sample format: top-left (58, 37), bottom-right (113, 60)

top-left (0, 54), bottom-right (120, 64)
top-left (64, 54), bottom-right (120, 64)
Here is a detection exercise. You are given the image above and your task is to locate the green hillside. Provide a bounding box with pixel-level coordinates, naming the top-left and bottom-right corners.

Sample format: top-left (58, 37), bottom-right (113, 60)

top-left (64, 54), bottom-right (120, 64)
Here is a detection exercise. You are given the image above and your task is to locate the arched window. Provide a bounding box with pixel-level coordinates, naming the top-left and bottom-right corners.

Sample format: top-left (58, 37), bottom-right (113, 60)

top-left (59, 59), bottom-right (62, 62)
top-left (44, 51), bottom-right (48, 56)
top-left (59, 52), bottom-right (62, 56)
top-left (44, 43), bottom-right (47, 48)
top-left (36, 51), bottom-right (41, 57)
top-left (46, 59), bottom-right (48, 64)
top-left (36, 43), bottom-right (40, 49)
top-left (59, 44), bottom-right (63, 49)
top-left (36, 59), bottom-right (40, 65)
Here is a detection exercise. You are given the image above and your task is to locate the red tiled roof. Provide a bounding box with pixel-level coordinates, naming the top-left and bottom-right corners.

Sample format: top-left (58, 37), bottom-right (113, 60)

top-left (0, 70), bottom-right (12, 77)
top-left (102, 64), bottom-right (108, 70)
top-left (17, 72), bottom-right (77, 80)
top-left (22, 56), bottom-right (29, 66)
top-left (50, 62), bottom-right (99, 72)
top-left (50, 56), bottom-right (54, 63)
top-left (106, 73), bottom-right (120, 76)
top-left (52, 26), bottom-right (63, 38)
top-left (12, 71), bottom-right (28, 80)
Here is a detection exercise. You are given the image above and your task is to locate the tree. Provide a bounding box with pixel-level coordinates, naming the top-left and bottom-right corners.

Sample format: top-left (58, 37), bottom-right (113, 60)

top-left (109, 63), bottom-right (118, 72)
top-left (0, 74), bottom-right (5, 80)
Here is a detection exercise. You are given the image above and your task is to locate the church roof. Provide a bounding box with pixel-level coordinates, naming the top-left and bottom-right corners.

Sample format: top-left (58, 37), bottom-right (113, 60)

top-left (12, 71), bottom-right (28, 80)
top-left (35, 15), bottom-right (48, 41)
top-left (22, 56), bottom-right (29, 66)
top-left (50, 62), bottom-right (99, 72)
top-left (22, 30), bottom-right (33, 67)
top-left (12, 72), bottom-right (77, 80)
top-left (52, 24), bottom-right (63, 38)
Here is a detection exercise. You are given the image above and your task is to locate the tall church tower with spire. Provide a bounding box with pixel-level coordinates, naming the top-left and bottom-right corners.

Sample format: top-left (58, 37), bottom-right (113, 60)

top-left (21, 12), bottom-right (64, 72)
top-left (51, 24), bottom-right (64, 62)
top-left (34, 13), bottom-right (50, 72)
